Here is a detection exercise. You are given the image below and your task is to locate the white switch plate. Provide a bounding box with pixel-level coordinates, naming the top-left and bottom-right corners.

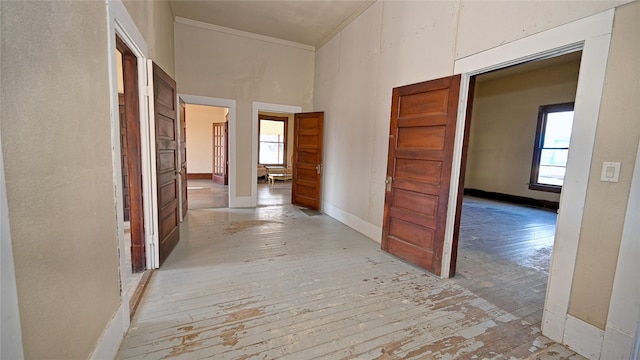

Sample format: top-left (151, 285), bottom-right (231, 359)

top-left (601, 162), bottom-right (621, 182)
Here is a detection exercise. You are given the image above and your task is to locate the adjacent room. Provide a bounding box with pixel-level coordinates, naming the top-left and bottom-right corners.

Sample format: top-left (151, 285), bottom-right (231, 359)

top-left (455, 52), bottom-right (581, 328)
top-left (185, 104), bottom-right (229, 209)
top-left (257, 111), bottom-right (294, 207)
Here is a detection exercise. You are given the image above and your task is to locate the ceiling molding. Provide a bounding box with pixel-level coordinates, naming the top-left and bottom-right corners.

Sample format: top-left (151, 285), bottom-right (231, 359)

top-left (175, 16), bottom-right (315, 52)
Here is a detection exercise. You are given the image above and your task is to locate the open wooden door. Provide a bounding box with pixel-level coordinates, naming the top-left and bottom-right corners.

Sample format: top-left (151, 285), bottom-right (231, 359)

top-left (381, 75), bottom-right (468, 277)
top-left (291, 112), bottom-right (323, 210)
top-left (152, 63), bottom-right (180, 265)
top-left (117, 37), bottom-right (145, 272)
top-left (179, 98), bottom-right (188, 219)
top-left (212, 122), bottom-right (228, 185)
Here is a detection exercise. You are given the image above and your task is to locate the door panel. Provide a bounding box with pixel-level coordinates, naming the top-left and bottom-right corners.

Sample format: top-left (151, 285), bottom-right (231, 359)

top-left (212, 122), bottom-right (228, 185)
top-left (179, 98), bottom-right (187, 218)
top-left (292, 112), bottom-right (323, 210)
top-left (381, 75), bottom-right (461, 276)
top-left (153, 63), bottom-right (179, 266)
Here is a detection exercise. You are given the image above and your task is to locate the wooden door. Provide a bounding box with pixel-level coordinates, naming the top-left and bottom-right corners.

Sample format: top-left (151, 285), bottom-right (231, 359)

top-left (381, 75), bottom-right (464, 276)
top-left (292, 112), bottom-right (323, 210)
top-left (118, 37), bottom-right (145, 272)
top-left (118, 94), bottom-right (130, 222)
top-left (179, 98), bottom-right (188, 219)
top-left (153, 63), bottom-right (180, 265)
top-left (212, 122), bottom-right (228, 185)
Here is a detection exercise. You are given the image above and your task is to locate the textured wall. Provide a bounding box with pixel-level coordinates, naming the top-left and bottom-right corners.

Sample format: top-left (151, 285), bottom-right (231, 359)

top-left (122, 0), bottom-right (175, 77)
top-left (0, 1), bottom-right (120, 358)
top-left (175, 21), bottom-right (314, 197)
top-left (465, 57), bottom-right (581, 202)
top-left (568, 0), bottom-right (640, 330)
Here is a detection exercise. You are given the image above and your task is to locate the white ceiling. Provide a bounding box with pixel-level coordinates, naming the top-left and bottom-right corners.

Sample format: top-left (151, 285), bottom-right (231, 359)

top-left (169, 0), bottom-right (375, 47)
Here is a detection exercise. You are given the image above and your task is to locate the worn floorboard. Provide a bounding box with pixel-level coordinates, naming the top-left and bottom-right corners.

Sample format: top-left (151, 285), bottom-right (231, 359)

top-left (118, 202), bottom-right (582, 359)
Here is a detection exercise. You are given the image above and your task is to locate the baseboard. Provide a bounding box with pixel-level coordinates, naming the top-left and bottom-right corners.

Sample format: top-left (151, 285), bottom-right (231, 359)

top-left (464, 188), bottom-right (559, 211)
top-left (187, 173), bottom-right (212, 180)
top-left (323, 202), bottom-right (382, 242)
top-left (563, 315), bottom-right (604, 360)
top-left (601, 324), bottom-right (636, 360)
top-left (90, 301), bottom-right (128, 360)
top-left (230, 195), bottom-right (254, 208)
top-left (129, 270), bottom-right (153, 320)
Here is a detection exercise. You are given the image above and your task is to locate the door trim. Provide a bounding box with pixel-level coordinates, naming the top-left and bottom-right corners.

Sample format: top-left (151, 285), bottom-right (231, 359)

top-left (444, 9), bottom-right (615, 345)
top-left (179, 94), bottom-right (239, 206)
top-left (100, 0), bottom-right (153, 358)
top-left (252, 102), bottom-right (302, 207)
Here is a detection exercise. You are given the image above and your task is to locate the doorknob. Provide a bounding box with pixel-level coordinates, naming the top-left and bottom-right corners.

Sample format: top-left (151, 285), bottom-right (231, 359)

top-left (385, 176), bottom-right (393, 192)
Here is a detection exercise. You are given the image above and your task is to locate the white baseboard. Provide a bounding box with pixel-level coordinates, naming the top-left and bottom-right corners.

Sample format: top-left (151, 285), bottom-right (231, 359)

top-left (90, 301), bottom-right (128, 360)
top-left (230, 196), bottom-right (254, 208)
top-left (601, 324), bottom-right (636, 360)
top-left (322, 202), bottom-right (382, 242)
top-left (563, 315), bottom-right (604, 360)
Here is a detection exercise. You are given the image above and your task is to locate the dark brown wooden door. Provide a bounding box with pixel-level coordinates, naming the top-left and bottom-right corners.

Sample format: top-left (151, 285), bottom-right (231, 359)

top-left (153, 63), bottom-right (180, 265)
top-left (118, 93), bottom-right (130, 222)
top-left (292, 112), bottom-right (323, 210)
top-left (381, 75), bottom-right (462, 276)
top-left (179, 98), bottom-right (188, 219)
top-left (117, 37), bottom-right (145, 272)
top-left (212, 122), bottom-right (228, 185)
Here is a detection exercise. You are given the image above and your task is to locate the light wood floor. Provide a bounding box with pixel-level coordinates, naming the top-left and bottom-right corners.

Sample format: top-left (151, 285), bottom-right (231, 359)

top-left (187, 179), bottom-right (292, 209)
top-left (118, 200), bottom-right (582, 359)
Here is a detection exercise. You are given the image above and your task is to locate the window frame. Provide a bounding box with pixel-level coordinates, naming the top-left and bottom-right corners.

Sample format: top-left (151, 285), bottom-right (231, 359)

top-left (258, 114), bottom-right (288, 167)
top-left (529, 102), bottom-right (575, 193)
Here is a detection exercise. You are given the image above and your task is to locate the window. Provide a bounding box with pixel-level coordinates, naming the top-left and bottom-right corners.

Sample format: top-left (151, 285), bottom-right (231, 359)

top-left (258, 115), bottom-right (288, 166)
top-left (529, 102), bottom-right (574, 193)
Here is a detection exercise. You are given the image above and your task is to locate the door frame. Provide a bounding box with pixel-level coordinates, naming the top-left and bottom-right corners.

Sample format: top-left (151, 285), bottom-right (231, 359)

top-left (107, 3), bottom-right (157, 274)
top-left (98, 0), bottom-right (159, 357)
top-left (442, 9), bottom-right (615, 348)
top-left (179, 94), bottom-right (237, 206)
top-left (252, 102), bottom-right (302, 207)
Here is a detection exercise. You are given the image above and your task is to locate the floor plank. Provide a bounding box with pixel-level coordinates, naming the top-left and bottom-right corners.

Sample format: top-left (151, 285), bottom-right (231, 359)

top-left (118, 203), bottom-right (581, 359)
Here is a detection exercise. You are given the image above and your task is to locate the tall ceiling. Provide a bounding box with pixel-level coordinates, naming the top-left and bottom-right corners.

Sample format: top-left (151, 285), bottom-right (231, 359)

top-left (169, 0), bottom-right (375, 48)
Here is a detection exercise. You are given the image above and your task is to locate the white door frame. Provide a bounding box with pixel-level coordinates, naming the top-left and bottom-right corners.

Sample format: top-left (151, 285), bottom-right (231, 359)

top-left (179, 95), bottom-right (238, 207)
top-left (94, 0), bottom-right (159, 357)
top-left (252, 102), bottom-right (303, 207)
top-left (442, 8), bottom-right (615, 351)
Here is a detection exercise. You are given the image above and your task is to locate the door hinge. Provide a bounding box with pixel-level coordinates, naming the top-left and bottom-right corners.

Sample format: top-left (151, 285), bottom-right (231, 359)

top-left (142, 85), bottom-right (153, 97)
top-left (385, 176), bottom-right (393, 191)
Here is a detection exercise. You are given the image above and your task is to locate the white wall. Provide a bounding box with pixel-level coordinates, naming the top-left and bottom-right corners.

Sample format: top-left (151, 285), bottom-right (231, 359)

top-left (314, 0), bottom-right (636, 356)
top-left (175, 18), bottom-right (314, 197)
top-left (185, 104), bottom-right (227, 174)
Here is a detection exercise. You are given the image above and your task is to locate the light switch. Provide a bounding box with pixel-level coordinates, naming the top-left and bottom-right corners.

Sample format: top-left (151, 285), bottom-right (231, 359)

top-left (600, 162), bottom-right (621, 183)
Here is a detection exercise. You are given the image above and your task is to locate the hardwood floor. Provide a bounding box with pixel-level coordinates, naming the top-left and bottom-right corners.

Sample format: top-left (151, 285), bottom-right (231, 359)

top-left (187, 179), bottom-right (292, 209)
top-left (454, 197), bottom-right (556, 329)
top-left (118, 202), bottom-right (582, 359)
top-left (188, 180), bottom-right (228, 209)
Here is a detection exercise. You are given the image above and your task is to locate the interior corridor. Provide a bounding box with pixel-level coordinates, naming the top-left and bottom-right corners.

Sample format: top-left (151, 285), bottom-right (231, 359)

top-left (117, 203), bottom-right (581, 359)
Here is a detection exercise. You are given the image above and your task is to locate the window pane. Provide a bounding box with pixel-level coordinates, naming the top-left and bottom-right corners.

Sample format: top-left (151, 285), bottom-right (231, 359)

top-left (538, 165), bottom-right (566, 186)
top-left (540, 149), bottom-right (568, 167)
top-left (259, 142), bottom-right (284, 165)
top-left (543, 111), bottom-right (573, 148)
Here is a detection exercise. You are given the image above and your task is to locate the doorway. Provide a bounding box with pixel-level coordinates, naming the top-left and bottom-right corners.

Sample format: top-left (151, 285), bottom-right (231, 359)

top-left (257, 111), bottom-right (294, 207)
top-left (184, 104), bottom-right (229, 209)
top-left (115, 37), bottom-right (145, 281)
top-left (453, 53), bottom-right (581, 327)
